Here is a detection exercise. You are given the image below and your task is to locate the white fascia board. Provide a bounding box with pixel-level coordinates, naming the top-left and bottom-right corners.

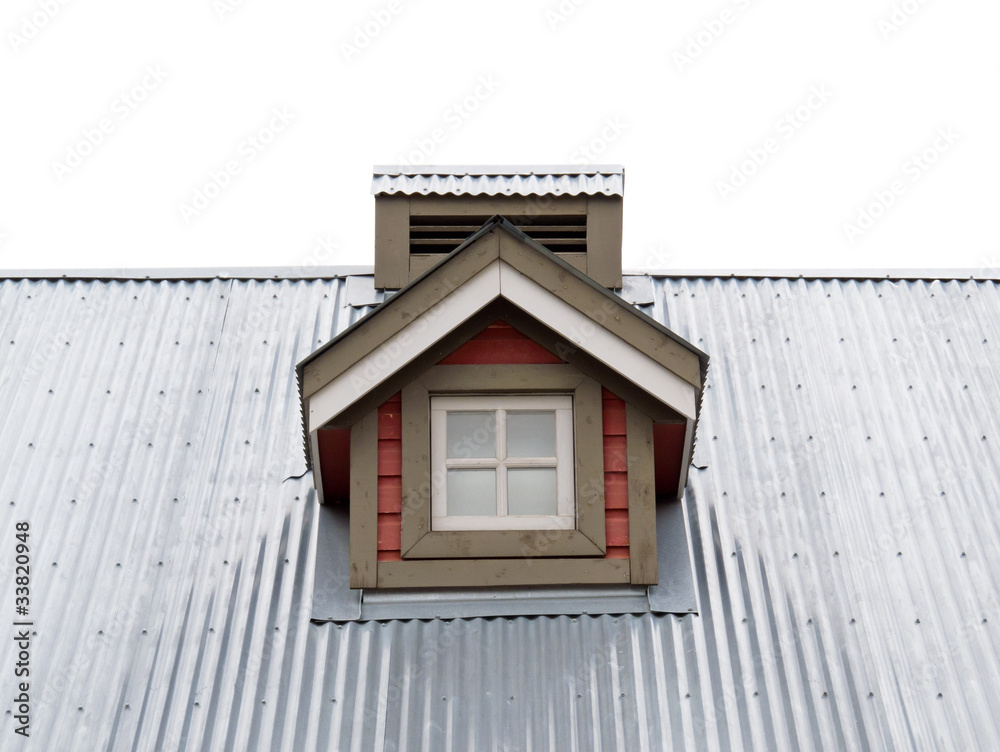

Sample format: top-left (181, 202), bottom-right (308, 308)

top-left (499, 261), bottom-right (698, 420)
top-left (308, 260), bottom-right (502, 431)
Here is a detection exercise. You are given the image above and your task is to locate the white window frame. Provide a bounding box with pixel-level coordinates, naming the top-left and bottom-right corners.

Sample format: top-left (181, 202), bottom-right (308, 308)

top-left (430, 394), bottom-right (575, 531)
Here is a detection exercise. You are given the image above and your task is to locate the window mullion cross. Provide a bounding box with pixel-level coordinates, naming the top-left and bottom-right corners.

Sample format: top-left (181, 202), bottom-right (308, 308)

top-left (496, 409), bottom-right (508, 516)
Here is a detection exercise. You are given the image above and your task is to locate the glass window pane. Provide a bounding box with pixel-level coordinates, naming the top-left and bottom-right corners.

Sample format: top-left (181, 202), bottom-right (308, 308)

top-left (507, 468), bottom-right (558, 516)
top-left (446, 469), bottom-right (496, 516)
top-left (506, 411), bottom-right (556, 457)
top-left (446, 412), bottom-right (495, 458)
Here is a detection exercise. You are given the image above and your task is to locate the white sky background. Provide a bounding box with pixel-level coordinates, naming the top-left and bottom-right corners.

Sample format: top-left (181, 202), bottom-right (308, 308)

top-left (1, 0), bottom-right (997, 272)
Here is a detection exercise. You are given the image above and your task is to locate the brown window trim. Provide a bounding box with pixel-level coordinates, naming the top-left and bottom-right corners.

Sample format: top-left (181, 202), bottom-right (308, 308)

top-left (399, 364), bottom-right (607, 560)
top-left (376, 558), bottom-right (630, 589)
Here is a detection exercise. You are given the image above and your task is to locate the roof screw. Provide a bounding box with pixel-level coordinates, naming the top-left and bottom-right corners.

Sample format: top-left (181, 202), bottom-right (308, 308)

top-left (753, 691), bottom-right (759, 697)
top-left (937, 693), bottom-right (943, 698)
top-left (822, 692), bottom-right (828, 698)
top-left (868, 692), bottom-right (874, 698)
top-left (834, 551), bottom-right (839, 556)
top-left (850, 619), bottom-right (856, 624)
top-left (897, 551), bottom-right (902, 557)
top-left (792, 553), bottom-right (798, 558)
top-left (742, 617), bottom-right (747, 623)
top-left (684, 693), bottom-right (691, 699)
top-left (915, 619), bottom-right (921, 624)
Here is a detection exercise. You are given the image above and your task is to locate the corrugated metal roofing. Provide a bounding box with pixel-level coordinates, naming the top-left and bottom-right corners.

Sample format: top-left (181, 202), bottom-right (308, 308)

top-left (371, 165), bottom-right (624, 197)
top-left (1, 273), bottom-right (999, 750)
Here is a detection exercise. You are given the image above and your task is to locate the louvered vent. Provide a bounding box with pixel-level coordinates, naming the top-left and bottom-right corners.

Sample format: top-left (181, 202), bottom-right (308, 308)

top-left (409, 215), bottom-right (587, 255)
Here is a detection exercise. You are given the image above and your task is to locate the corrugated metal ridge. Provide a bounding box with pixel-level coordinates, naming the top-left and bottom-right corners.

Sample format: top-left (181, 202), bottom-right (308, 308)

top-left (0, 266), bottom-right (375, 282)
top-left (373, 164), bottom-right (624, 176)
top-left (371, 167), bottom-right (624, 197)
top-left (4, 267), bottom-right (998, 282)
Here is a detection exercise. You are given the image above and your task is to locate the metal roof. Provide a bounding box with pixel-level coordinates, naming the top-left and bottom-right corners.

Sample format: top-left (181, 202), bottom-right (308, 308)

top-left (371, 165), bottom-right (624, 197)
top-left (1, 272), bottom-right (998, 750)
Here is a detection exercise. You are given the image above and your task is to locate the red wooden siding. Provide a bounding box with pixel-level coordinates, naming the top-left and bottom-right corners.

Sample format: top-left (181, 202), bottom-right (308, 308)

top-left (377, 393), bottom-right (403, 561)
top-left (602, 388), bottom-right (630, 559)
top-left (439, 321), bottom-right (564, 365)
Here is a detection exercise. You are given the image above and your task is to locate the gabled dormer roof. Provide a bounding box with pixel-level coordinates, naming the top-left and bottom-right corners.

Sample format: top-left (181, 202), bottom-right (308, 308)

top-left (297, 216), bottom-right (708, 497)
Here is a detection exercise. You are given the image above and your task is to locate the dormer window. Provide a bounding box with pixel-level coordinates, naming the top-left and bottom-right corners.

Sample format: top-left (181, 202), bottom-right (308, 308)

top-left (300, 165), bottom-right (707, 616)
top-left (431, 394), bottom-right (575, 531)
